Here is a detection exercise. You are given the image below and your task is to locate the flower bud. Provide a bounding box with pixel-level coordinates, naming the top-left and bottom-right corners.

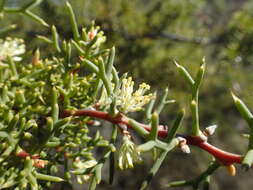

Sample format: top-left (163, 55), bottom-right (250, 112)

top-left (118, 135), bottom-right (142, 170)
top-left (226, 164), bottom-right (236, 176)
top-left (32, 49), bottom-right (41, 66)
top-left (176, 137), bottom-right (191, 154)
top-left (204, 125), bottom-right (217, 136)
top-left (181, 144), bottom-right (191, 154)
top-left (88, 29), bottom-right (97, 40)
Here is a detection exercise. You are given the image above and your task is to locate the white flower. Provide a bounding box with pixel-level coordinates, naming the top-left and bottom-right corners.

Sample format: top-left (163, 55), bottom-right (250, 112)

top-left (118, 135), bottom-right (142, 170)
top-left (98, 76), bottom-right (155, 113)
top-left (204, 125), bottom-right (217, 136)
top-left (181, 144), bottom-right (191, 154)
top-left (116, 77), bottom-right (155, 113)
top-left (176, 136), bottom-right (191, 154)
top-left (77, 174), bottom-right (92, 184)
top-left (73, 158), bottom-right (97, 170)
top-left (72, 158), bottom-right (98, 184)
top-left (0, 37), bottom-right (25, 62)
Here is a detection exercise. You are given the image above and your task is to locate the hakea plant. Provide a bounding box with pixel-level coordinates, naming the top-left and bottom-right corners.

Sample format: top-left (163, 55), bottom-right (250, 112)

top-left (1, 1), bottom-right (253, 190)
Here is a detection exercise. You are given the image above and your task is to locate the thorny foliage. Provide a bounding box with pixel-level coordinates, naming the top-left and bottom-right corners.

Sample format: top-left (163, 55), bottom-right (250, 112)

top-left (1, 1), bottom-right (253, 190)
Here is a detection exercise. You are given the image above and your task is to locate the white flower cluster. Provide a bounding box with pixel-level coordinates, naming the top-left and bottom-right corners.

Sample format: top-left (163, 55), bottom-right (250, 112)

top-left (72, 157), bottom-right (98, 184)
top-left (98, 76), bottom-right (155, 113)
top-left (118, 135), bottom-right (142, 170)
top-left (116, 77), bottom-right (155, 113)
top-left (0, 37), bottom-right (25, 62)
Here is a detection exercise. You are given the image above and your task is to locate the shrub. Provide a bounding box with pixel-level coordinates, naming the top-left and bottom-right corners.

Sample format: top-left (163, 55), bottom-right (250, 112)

top-left (0, 1), bottom-right (253, 190)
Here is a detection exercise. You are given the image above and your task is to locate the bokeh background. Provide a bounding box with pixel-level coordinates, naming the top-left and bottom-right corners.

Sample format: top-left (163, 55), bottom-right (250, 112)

top-left (2, 0), bottom-right (253, 189)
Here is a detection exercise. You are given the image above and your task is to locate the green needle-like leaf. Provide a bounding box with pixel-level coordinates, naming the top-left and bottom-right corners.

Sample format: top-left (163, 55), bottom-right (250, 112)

top-left (174, 60), bottom-right (194, 86)
top-left (66, 1), bottom-right (80, 40)
top-left (231, 92), bottom-right (253, 127)
top-left (166, 108), bottom-right (185, 142)
top-left (149, 112), bottom-right (159, 140)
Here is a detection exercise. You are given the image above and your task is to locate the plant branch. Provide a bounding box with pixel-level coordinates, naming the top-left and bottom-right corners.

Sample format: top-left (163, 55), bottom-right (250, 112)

top-left (61, 109), bottom-right (243, 166)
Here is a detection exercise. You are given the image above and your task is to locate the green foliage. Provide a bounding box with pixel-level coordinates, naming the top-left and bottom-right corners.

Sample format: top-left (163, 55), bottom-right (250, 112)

top-left (1, 1), bottom-right (253, 190)
top-left (0, 2), bottom-right (176, 189)
top-left (0, 2), bottom-right (116, 189)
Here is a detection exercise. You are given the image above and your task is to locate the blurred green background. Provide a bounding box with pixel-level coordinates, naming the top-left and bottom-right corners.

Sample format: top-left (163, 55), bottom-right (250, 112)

top-left (2, 0), bottom-right (253, 189)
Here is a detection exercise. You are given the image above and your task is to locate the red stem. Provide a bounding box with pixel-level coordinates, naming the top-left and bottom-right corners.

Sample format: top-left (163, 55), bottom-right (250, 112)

top-left (61, 109), bottom-right (243, 165)
top-left (184, 135), bottom-right (242, 165)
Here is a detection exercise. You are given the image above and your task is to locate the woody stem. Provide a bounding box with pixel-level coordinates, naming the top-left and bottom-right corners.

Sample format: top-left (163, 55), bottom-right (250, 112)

top-left (61, 109), bottom-right (242, 165)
